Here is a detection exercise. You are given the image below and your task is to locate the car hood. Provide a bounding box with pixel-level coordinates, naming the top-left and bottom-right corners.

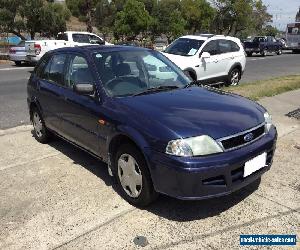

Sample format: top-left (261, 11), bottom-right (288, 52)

top-left (116, 87), bottom-right (265, 140)
top-left (161, 52), bottom-right (193, 69)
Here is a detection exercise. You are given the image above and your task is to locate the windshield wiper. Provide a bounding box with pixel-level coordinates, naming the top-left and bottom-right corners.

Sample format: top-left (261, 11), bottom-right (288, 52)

top-left (133, 85), bottom-right (179, 96)
top-left (184, 80), bottom-right (201, 88)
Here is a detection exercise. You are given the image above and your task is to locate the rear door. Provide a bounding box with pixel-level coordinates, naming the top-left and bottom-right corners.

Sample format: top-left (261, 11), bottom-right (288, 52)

top-left (36, 53), bottom-right (68, 132)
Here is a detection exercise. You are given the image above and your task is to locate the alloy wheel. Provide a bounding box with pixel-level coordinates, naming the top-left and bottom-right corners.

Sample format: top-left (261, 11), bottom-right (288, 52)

top-left (117, 153), bottom-right (143, 198)
top-left (230, 70), bottom-right (240, 86)
top-left (32, 112), bottom-right (43, 138)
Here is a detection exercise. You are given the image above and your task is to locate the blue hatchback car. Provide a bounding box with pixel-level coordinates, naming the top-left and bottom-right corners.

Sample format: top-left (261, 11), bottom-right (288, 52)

top-left (27, 45), bottom-right (277, 206)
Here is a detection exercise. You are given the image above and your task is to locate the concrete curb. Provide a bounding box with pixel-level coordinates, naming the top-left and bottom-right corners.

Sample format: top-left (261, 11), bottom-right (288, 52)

top-left (0, 125), bottom-right (32, 136)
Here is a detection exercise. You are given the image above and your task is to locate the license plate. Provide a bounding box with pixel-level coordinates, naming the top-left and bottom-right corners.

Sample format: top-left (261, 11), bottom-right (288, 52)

top-left (243, 152), bottom-right (267, 177)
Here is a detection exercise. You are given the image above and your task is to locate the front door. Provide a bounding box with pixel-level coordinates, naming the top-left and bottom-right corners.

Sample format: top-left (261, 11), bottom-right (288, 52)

top-left (197, 40), bottom-right (222, 81)
top-left (59, 54), bottom-right (104, 155)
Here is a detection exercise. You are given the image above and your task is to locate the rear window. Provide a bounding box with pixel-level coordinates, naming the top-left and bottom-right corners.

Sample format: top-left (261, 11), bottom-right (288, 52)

top-left (17, 41), bottom-right (25, 47)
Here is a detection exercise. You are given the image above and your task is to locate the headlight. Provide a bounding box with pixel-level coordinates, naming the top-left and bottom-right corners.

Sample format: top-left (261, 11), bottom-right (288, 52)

top-left (264, 112), bottom-right (272, 132)
top-left (166, 135), bottom-right (223, 157)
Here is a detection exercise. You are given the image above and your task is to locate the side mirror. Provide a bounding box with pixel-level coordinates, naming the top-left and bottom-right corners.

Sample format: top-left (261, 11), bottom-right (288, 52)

top-left (201, 52), bottom-right (211, 59)
top-left (73, 83), bottom-right (95, 95)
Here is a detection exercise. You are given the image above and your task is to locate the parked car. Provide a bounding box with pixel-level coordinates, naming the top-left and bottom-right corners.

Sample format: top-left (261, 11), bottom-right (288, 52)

top-left (27, 45), bottom-right (277, 206)
top-left (154, 39), bottom-right (168, 51)
top-left (162, 35), bottom-right (246, 86)
top-left (8, 40), bottom-right (27, 65)
top-left (244, 36), bottom-right (283, 57)
top-left (25, 31), bottom-right (112, 63)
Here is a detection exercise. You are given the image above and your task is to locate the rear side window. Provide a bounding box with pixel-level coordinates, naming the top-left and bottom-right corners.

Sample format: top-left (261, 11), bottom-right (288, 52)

top-left (72, 34), bottom-right (90, 43)
top-left (218, 40), bottom-right (232, 53)
top-left (41, 54), bottom-right (67, 86)
top-left (57, 33), bottom-right (68, 41)
top-left (230, 41), bottom-right (240, 52)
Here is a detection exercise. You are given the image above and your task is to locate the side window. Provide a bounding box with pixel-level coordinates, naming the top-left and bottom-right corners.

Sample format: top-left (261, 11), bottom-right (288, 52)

top-left (89, 35), bottom-right (103, 44)
top-left (230, 41), bottom-right (240, 52)
top-left (72, 34), bottom-right (90, 43)
top-left (41, 56), bottom-right (52, 80)
top-left (202, 40), bottom-right (219, 56)
top-left (35, 56), bottom-right (49, 77)
top-left (218, 40), bottom-right (232, 54)
top-left (48, 54), bottom-right (67, 86)
top-left (65, 55), bottom-right (94, 88)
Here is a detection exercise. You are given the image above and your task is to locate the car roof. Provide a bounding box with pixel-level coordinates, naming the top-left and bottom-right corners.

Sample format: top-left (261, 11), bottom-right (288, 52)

top-left (178, 34), bottom-right (239, 42)
top-left (50, 45), bottom-right (151, 54)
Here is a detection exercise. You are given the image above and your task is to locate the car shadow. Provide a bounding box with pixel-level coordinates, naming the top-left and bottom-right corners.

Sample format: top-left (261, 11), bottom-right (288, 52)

top-left (34, 131), bottom-right (261, 222)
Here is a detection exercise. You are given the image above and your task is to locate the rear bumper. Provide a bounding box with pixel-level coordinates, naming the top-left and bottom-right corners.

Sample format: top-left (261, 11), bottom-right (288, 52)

top-left (26, 55), bottom-right (40, 63)
top-left (146, 126), bottom-right (277, 200)
top-left (9, 54), bottom-right (27, 62)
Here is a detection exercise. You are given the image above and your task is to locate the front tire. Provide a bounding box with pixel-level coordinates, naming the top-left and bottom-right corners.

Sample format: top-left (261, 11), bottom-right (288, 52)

top-left (15, 61), bottom-right (21, 66)
top-left (276, 49), bottom-right (282, 55)
top-left (225, 68), bottom-right (241, 86)
top-left (260, 48), bottom-right (267, 57)
top-left (31, 107), bottom-right (51, 143)
top-left (114, 144), bottom-right (158, 207)
top-left (246, 52), bottom-right (252, 57)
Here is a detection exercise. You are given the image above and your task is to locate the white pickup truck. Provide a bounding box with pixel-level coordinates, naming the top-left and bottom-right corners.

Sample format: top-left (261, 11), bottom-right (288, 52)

top-left (25, 31), bottom-right (112, 63)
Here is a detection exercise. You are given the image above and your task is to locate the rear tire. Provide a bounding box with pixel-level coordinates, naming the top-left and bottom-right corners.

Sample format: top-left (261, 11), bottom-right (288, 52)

top-left (15, 61), bottom-right (21, 66)
top-left (246, 52), bottom-right (252, 57)
top-left (114, 144), bottom-right (158, 207)
top-left (225, 68), bottom-right (241, 86)
top-left (31, 107), bottom-right (51, 143)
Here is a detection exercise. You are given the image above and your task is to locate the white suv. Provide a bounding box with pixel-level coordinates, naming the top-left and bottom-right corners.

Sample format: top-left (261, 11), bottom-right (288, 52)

top-left (162, 35), bottom-right (246, 86)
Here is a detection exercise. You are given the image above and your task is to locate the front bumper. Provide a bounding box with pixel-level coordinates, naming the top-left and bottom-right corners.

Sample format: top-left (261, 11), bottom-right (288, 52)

top-left (146, 126), bottom-right (277, 200)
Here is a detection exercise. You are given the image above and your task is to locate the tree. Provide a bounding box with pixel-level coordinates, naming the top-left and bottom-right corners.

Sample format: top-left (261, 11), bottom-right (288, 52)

top-left (40, 2), bottom-right (71, 37)
top-left (20, 0), bottom-right (44, 39)
top-left (0, 0), bottom-right (71, 40)
top-left (181, 0), bottom-right (215, 34)
top-left (113, 0), bottom-right (151, 41)
top-left (212, 0), bottom-right (272, 37)
top-left (153, 0), bottom-right (186, 42)
top-left (65, 0), bottom-right (97, 32)
top-left (0, 0), bottom-right (26, 40)
top-left (261, 25), bottom-right (279, 37)
top-left (95, 0), bottom-right (116, 39)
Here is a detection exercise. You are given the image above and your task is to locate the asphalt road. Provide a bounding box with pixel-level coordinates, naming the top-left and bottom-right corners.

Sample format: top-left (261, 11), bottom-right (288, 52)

top-left (1, 51), bottom-right (300, 129)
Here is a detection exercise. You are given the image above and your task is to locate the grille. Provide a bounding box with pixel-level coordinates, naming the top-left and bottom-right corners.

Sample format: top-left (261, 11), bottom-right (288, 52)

top-left (219, 124), bottom-right (265, 151)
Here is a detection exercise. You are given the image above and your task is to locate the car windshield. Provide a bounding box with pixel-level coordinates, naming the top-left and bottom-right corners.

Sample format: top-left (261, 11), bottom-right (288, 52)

top-left (93, 50), bottom-right (190, 97)
top-left (253, 37), bottom-right (266, 43)
top-left (164, 38), bottom-right (205, 56)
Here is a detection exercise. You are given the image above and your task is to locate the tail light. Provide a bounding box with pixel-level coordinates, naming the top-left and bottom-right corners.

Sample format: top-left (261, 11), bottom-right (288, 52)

top-left (9, 48), bottom-right (16, 54)
top-left (34, 43), bottom-right (41, 55)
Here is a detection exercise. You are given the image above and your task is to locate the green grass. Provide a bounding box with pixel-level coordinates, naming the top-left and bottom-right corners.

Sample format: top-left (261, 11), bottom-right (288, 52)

top-left (224, 75), bottom-right (300, 100)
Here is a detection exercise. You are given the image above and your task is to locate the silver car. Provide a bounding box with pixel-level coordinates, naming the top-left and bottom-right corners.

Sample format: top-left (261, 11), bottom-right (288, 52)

top-left (9, 41), bottom-right (27, 65)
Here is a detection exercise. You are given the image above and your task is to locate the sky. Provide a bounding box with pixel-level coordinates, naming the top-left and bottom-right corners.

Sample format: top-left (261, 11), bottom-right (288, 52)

top-left (263, 0), bottom-right (300, 30)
